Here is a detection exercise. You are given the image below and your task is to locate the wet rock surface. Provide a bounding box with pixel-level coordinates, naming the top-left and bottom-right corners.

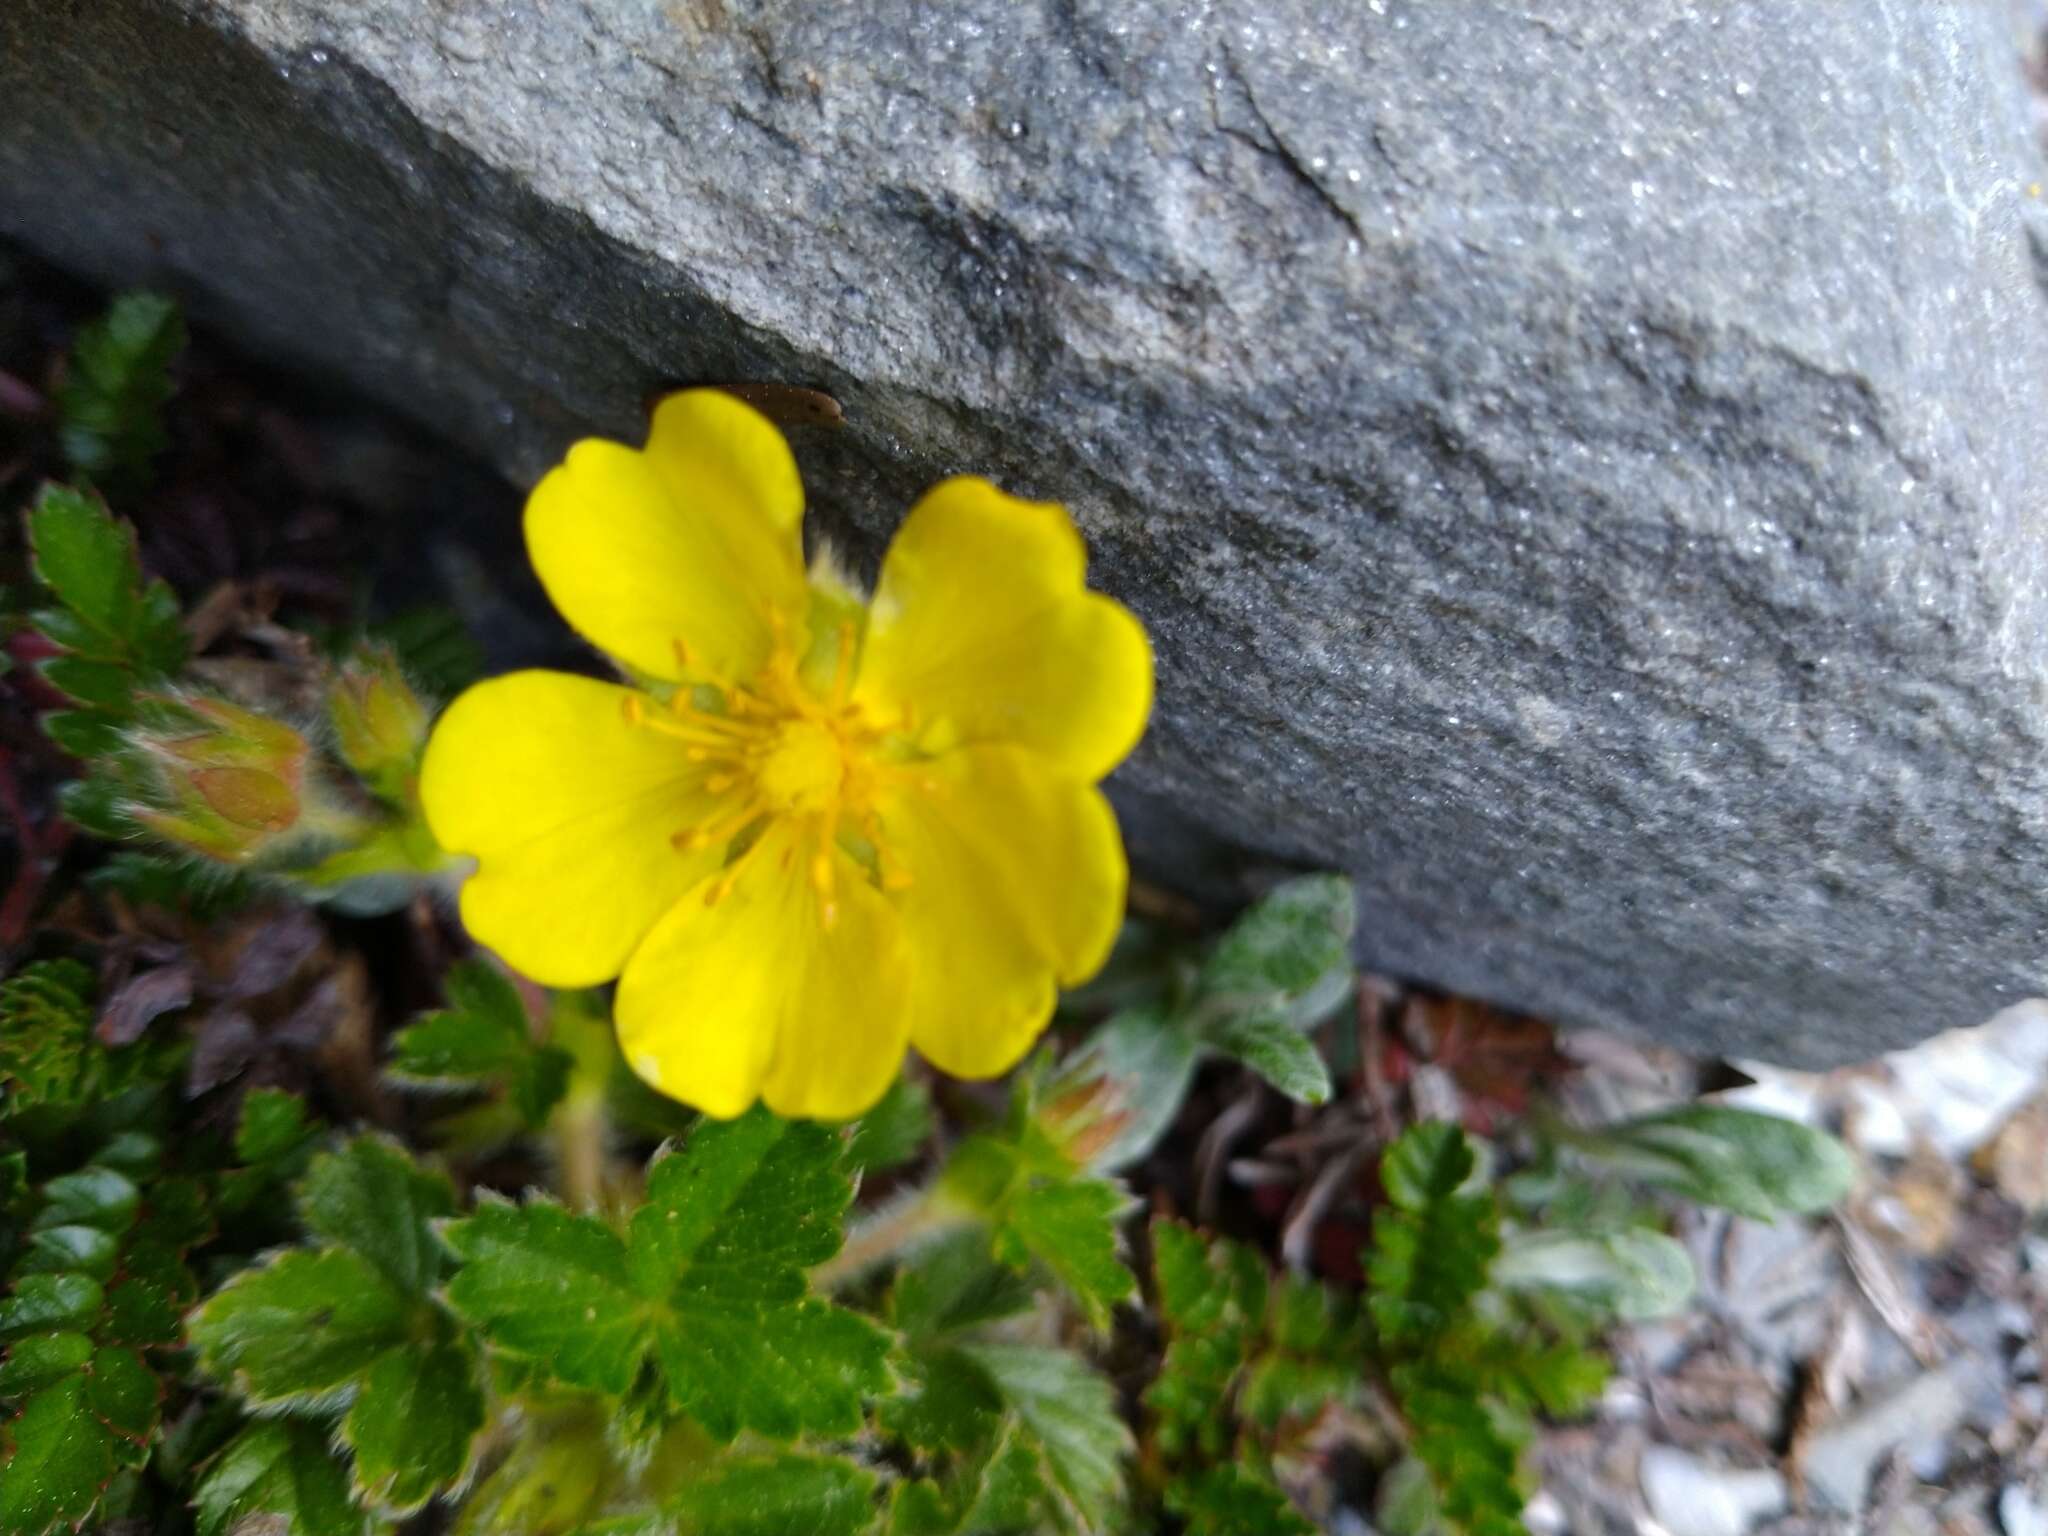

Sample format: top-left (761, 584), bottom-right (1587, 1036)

top-left (6, 0), bottom-right (2048, 1064)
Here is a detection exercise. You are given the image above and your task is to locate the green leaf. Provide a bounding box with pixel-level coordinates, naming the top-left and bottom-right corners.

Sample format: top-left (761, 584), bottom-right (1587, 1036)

top-left (387, 961), bottom-right (571, 1130)
top-left (1564, 1104), bottom-right (1856, 1221)
top-left (0, 1348), bottom-right (160, 1536)
top-left (1491, 1227), bottom-right (1696, 1321)
top-left (445, 1109), bottom-right (891, 1443)
top-left (187, 1248), bottom-right (409, 1405)
top-left (1039, 1004), bottom-right (1200, 1174)
top-left (1367, 1144), bottom-right (1499, 1350)
top-left (1396, 1368), bottom-right (1530, 1536)
top-left (194, 1420), bottom-right (369, 1536)
top-left (888, 1230), bottom-right (1035, 1342)
top-left (666, 1452), bottom-right (878, 1536)
top-left (0, 959), bottom-right (95, 1113)
top-left (960, 1344), bottom-right (1129, 1520)
top-left (24, 483), bottom-right (184, 684)
top-left (219, 1089), bottom-right (321, 1212)
top-left (38, 657), bottom-right (134, 711)
top-left (1165, 1463), bottom-right (1315, 1536)
top-left (296, 1135), bottom-right (457, 1297)
top-left (1198, 875), bottom-right (1354, 1002)
top-left (342, 1331), bottom-right (485, 1513)
top-left (34, 1164), bottom-right (141, 1232)
top-left (1208, 1009), bottom-right (1331, 1105)
top-left (440, 1198), bottom-right (645, 1395)
top-left (56, 291), bottom-right (185, 490)
top-left (0, 1273), bottom-right (105, 1338)
top-left (0, 1333), bottom-right (93, 1396)
top-left (942, 1127), bottom-right (1135, 1330)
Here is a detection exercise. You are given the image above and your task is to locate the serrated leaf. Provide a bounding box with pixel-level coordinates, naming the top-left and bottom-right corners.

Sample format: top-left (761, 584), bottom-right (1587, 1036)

top-left (1165, 1463), bottom-right (1315, 1536)
top-left (993, 1177), bottom-right (1134, 1330)
top-left (666, 1451), bottom-right (878, 1536)
top-left (187, 1248), bottom-right (408, 1405)
top-left (960, 1344), bottom-right (1129, 1521)
top-left (342, 1331), bottom-right (484, 1513)
top-left (0, 1348), bottom-right (160, 1536)
top-left (1381, 1121), bottom-right (1477, 1212)
top-left (445, 1109), bottom-right (890, 1444)
top-left (888, 1230), bottom-right (1035, 1342)
top-left (57, 291), bottom-right (185, 490)
top-left (220, 1089), bottom-right (321, 1212)
top-left (1492, 1227), bottom-right (1696, 1321)
top-left (194, 1420), bottom-right (369, 1536)
top-left (24, 484), bottom-right (184, 684)
top-left (943, 1130), bottom-right (1135, 1330)
top-left (0, 959), bottom-right (95, 1113)
top-left (387, 961), bottom-right (570, 1130)
top-left (1208, 1009), bottom-right (1331, 1105)
top-left (1566, 1104), bottom-right (1855, 1221)
top-left (440, 1198), bottom-right (645, 1395)
top-left (297, 1135), bottom-right (456, 1297)
top-left (1198, 875), bottom-right (1354, 1002)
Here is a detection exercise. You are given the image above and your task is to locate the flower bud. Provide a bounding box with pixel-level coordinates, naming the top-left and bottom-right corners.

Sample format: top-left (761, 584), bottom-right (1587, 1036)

top-left (327, 646), bottom-right (429, 804)
top-left (132, 696), bottom-right (310, 863)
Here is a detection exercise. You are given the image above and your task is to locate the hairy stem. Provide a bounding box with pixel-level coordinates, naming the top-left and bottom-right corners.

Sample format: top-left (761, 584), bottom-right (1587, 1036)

top-left (813, 1183), bottom-right (971, 1292)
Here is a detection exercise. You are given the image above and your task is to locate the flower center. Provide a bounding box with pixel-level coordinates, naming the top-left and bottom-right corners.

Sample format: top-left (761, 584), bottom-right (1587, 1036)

top-left (757, 718), bottom-right (849, 815)
top-left (621, 618), bottom-right (919, 925)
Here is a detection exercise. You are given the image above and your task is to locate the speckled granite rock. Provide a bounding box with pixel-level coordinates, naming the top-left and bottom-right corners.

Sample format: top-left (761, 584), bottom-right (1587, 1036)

top-left (6, 0), bottom-right (2048, 1066)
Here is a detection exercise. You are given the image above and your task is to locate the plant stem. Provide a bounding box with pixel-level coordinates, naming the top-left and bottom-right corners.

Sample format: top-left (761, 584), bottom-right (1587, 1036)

top-left (813, 1183), bottom-right (970, 1292)
top-left (551, 1086), bottom-right (608, 1212)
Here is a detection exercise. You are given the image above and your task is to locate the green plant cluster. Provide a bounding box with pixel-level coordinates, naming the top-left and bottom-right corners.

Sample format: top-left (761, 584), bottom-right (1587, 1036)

top-left (0, 292), bottom-right (1862, 1536)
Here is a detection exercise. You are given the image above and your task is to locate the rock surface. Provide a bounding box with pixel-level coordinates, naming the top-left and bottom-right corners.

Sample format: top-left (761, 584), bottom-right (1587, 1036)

top-left (6, 0), bottom-right (2048, 1066)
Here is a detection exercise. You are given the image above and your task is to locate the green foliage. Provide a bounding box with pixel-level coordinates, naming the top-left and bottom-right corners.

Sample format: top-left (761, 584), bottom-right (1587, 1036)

top-left (1364, 1122), bottom-right (1625, 1536)
top-left (938, 1099), bottom-right (1136, 1330)
top-left (1143, 1220), bottom-right (1361, 1532)
top-left (56, 291), bottom-right (186, 490)
top-left (387, 960), bottom-right (571, 1133)
top-left (1556, 1103), bottom-right (1856, 1221)
top-left (883, 1232), bottom-right (1130, 1535)
top-left (0, 1113), bottom-right (207, 1535)
top-left (443, 1108), bottom-right (890, 1443)
top-left (26, 483), bottom-right (185, 698)
top-left (188, 1136), bottom-right (485, 1515)
top-left (192, 1421), bottom-right (369, 1536)
top-left (1043, 876), bottom-right (1356, 1172)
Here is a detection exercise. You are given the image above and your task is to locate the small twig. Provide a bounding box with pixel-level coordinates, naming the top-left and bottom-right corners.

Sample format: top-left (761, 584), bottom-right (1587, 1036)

top-left (1280, 1135), bottom-right (1373, 1274)
top-left (1832, 1212), bottom-right (1951, 1367)
top-left (1195, 1081), bottom-right (1266, 1223)
top-left (1355, 982), bottom-right (1401, 1142)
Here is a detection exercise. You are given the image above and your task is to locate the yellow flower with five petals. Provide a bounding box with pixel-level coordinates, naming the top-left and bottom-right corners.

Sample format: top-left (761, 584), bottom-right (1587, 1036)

top-left (419, 391), bottom-right (1152, 1120)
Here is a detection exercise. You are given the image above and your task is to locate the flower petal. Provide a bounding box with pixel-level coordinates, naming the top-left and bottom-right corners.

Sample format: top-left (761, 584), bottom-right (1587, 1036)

top-left (617, 829), bottom-right (911, 1121)
top-left (878, 746), bottom-right (1127, 1079)
top-left (854, 477), bottom-right (1152, 783)
top-left (419, 671), bottom-right (721, 988)
top-left (525, 390), bottom-right (808, 685)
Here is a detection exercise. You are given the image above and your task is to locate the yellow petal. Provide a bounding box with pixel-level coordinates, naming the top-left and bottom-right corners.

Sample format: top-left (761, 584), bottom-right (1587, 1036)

top-left (878, 746), bottom-right (1126, 1079)
top-left (855, 478), bottom-right (1153, 783)
top-left (525, 390), bottom-right (808, 685)
top-left (419, 671), bottom-right (720, 988)
top-left (616, 828), bottom-right (911, 1121)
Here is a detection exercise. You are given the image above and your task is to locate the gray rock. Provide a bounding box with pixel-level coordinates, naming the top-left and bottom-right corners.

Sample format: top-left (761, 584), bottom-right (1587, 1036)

top-left (4, 0), bottom-right (2048, 1066)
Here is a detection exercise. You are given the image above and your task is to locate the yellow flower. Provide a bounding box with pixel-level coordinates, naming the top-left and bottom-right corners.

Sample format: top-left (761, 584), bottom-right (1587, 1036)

top-left (419, 391), bottom-right (1152, 1120)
